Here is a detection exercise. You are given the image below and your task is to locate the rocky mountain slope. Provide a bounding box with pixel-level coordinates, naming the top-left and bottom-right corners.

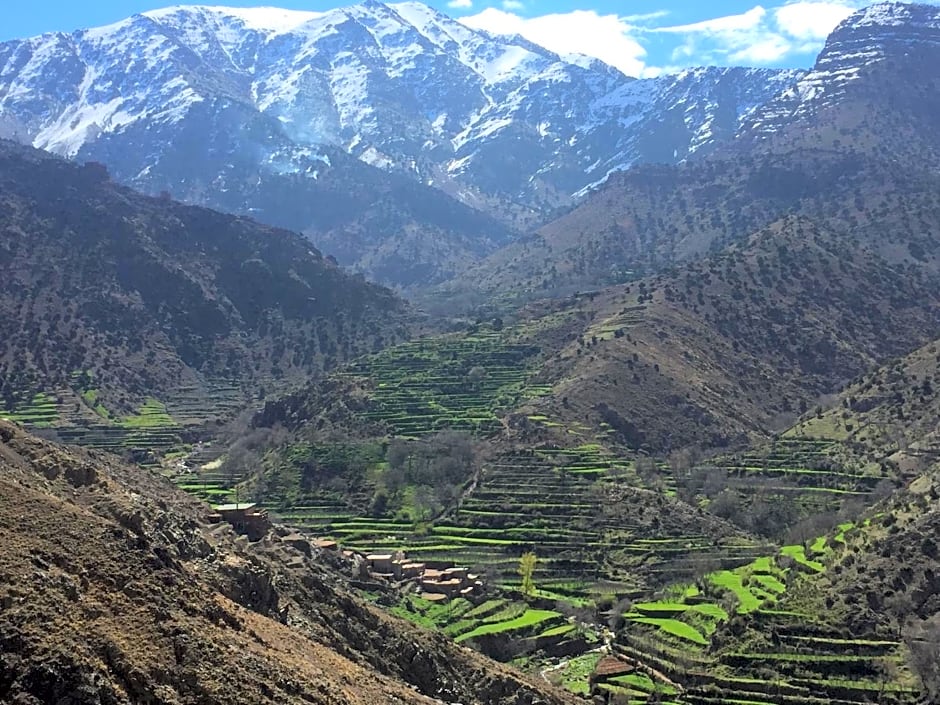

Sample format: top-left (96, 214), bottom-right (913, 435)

top-left (0, 1), bottom-right (799, 286)
top-left (0, 419), bottom-right (576, 704)
top-left (498, 209), bottom-right (940, 451)
top-left (446, 2), bottom-right (940, 303)
top-left (787, 335), bottom-right (940, 481)
top-left (743, 1), bottom-right (940, 160)
top-left (0, 140), bottom-right (410, 417)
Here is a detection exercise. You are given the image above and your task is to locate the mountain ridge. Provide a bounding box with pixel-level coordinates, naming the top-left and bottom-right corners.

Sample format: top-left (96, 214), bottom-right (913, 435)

top-left (450, 2), bottom-right (940, 302)
top-left (0, 1), bottom-right (802, 286)
top-left (0, 139), bottom-right (411, 419)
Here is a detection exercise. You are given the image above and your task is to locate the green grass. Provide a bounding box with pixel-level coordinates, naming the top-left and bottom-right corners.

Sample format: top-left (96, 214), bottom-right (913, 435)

top-left (539, 623), bottom-right (576, 638)
top-left (691, 603), bottom-right (729, 620)
top-left (455, 609), bottom-right (560, 642)
top-left (780, 545), bottom-right (825, 573)
top-left (80, 388), bottom-right (112, 418)
top-left (556, 652), bottom-right (603, 695)
top-left (751, 573), bottom-right (786, 594)
top-left (629, 616), bottom-right (708, 645)
top-left (119, 398), bottom-right (176, 428)
top-left (608, 672), bottom-right (678, 696)
top-left (709, 571), bottom-right (762, 613)
top-left (1, 392), bottom-right (59, 427)
top-left (633, 601), bottom-right (690, 614)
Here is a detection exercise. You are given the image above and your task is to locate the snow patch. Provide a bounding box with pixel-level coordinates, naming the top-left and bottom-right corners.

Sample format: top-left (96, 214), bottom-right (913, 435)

top-left (143, 5), bottom-right (328, 35)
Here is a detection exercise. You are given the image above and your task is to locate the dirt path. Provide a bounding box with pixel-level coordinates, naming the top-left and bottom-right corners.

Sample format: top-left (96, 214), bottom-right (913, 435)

top-left (431, 462), bottom-right (484, 524)
top-left (539, 644), bottom-right (608, 683)
top-left (538, 628), bottom-right (685, 695)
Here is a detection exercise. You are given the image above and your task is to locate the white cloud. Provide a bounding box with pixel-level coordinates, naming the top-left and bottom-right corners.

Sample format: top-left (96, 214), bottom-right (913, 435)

top-left (774, 2), bottom-right (857, 40)
top-left (461, 8), bottom-right (649, 77)
top-left (653, 1), bottom-right (871, 66)
top-left (731, 35), bottom-right (793, 63)
top-left (447, 0), bottom-right (473, 9)
top-left (456, 0), bottom-right (940, 75)
top-left (621, 11), bottom-right (670, 24)
top-left (656, 6), bottom-right (768, 34)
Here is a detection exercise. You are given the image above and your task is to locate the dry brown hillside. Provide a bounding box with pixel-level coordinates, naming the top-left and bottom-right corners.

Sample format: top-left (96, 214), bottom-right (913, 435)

top-left (0, 420), bottom-right (576, 705)
top-left (516, 216), bottom-right (940, 451)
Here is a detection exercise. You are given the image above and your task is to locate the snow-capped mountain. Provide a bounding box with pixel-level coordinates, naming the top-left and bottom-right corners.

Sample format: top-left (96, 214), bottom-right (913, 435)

top-left (0, 1), bottom-right (801, 233)
top-left (743, 2), bottom-right (940, 142)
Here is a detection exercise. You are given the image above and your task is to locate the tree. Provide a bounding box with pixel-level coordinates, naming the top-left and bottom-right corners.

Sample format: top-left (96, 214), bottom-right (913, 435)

top-left (906, 614), bottom-right (940, 701)
top-left (518, 551), bottom-right (537, 597)
top-left (467, 365), bottom-right (487, 390)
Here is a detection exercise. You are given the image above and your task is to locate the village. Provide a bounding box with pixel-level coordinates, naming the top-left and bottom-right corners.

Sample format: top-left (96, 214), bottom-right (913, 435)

top-left (211, 502), bottom-right (485, 601)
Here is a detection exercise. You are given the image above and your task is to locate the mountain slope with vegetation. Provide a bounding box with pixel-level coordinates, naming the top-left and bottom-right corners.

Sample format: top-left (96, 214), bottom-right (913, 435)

top-left (0, 141), bottom-right (411, 420)
top-left (513, 212), bottom-right (940, 451)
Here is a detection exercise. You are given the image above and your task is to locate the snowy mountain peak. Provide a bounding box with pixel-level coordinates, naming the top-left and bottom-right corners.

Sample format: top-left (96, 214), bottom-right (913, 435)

top-left (0, 0), bottom-right (805, 253)
top-left (837, 1), bottom-right (940, 31)
top-left (142, 5), bottom-right (328, 34)
top-left (741, 2), bottom-right (940, 141)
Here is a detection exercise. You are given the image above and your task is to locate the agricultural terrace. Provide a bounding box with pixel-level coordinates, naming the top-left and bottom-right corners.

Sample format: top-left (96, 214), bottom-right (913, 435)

top-left (1, 377), bottom-right (245, 474)
top-left (608, 527), bottom-right (920, 705)
top-left (333, 331), bottom-right (551, 437)
top-left (673, 437), bottom-right (890, 531)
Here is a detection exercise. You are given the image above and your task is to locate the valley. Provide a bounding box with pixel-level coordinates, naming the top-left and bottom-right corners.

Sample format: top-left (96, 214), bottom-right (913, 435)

top-left (2, 1), bottom-right (940, 704)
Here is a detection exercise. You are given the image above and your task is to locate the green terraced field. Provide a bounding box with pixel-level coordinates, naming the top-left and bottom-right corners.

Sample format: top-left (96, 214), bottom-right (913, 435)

top-left (685, 437), bottom-right (886, 523)
top-left (629, 617), bottom-right (708, 645)
top-left (1, 392), bottom-right (59, 426)
top-left (196, 320), bottom-right (926, 704)
top-left (336, 332), bottom-right (548, 437)
top-left (119, 398), bottom-right (176, 428)
top-left (606, 525), bottom-right (924, 705)
top-left (456, 609), bottom-right (563, 642)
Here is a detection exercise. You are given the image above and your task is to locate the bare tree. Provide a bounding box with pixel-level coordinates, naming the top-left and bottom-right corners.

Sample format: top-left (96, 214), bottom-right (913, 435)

top-left (905, 614), bottom-right (940, 702)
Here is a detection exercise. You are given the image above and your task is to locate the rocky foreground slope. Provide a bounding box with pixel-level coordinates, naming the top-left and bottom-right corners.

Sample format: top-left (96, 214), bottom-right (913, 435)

top-left (0, 419), bottom-right (575, 704)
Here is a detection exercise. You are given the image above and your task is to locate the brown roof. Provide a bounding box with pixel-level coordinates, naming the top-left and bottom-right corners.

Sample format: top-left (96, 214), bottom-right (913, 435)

top-left (422, 578), bottom-right (461, 587)
top-left (419, 592), bottom-right (448, 602)
top-left (594, 657), bottom-right (635, 679)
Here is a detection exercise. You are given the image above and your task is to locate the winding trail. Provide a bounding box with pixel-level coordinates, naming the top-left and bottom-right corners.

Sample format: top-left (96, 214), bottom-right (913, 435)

top-left (538, 628), bottom-right (685, 695)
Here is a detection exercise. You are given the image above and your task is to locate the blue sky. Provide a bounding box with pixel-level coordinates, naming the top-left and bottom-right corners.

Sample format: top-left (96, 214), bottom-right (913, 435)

top-left (1, 1), bottom-right (935, 76)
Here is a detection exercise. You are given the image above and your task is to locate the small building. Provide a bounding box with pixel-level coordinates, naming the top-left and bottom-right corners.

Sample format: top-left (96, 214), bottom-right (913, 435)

top-left (590, 656), bottom-right (635, 689)
top-left (367, 554), bottom-right (395, 575)
top-left (443, 567), bottom-right (469, 581)
top-left (421, 577), bottom-right (463, 598)
top-left (401, 562), bottom-right (426, 579)
top-left (214, 503), bottom-right (271, 541)
top-left (281, 533), bottom-right (312, 557)
top-left (314, 539), bottom-right (339, 551)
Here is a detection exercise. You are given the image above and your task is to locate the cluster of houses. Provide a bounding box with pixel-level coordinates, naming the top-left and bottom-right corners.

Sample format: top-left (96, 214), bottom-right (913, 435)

top-left (209, 503), bottom-right (482, 602)
top-left (365, 551), bottom-right (484, 602)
